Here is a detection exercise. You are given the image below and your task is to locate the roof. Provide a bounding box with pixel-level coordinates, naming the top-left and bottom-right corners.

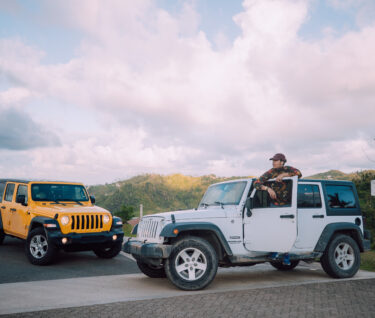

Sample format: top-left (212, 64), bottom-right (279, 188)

top-left (0, 179), bottom-right (84, 184)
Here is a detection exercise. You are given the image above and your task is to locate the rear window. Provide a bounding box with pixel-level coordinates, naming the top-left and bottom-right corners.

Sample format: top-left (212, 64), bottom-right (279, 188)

top-left (298, 184), bottom-right (322, 208)
top-left (0, 183), bottom-right (6, 202)
top-left (326, 185), bottom-right (356, 209)
top-left (4, 183), bottom-right (15, 202)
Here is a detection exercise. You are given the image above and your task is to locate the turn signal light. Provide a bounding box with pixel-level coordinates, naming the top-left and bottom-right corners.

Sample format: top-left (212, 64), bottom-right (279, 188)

top-left (173, 229), bottom-right (179, 235)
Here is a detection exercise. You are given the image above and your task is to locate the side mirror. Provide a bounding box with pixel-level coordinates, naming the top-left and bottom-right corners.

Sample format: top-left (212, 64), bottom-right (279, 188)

top-left (16, 194), bottom-right (27, 206)
top-left (245, 197), bottom-right (253, 217)
top-left (90, 195), bottom-right (96, 204)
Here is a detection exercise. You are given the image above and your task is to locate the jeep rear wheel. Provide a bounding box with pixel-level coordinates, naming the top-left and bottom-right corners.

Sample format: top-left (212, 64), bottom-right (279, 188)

top-left (137, 260), bottom-right (166, 278)
top-left (0, 229), bottom-right (5, 245)
top-left (26, 227), bottom-right (57, 265)
top-left (93, 241), bottom-right (122, 259)
top-left (165, 236), bottom-right (218, 291)
top-left (270, 260), bottom-right (300, 271)
top-left (320, 234), bottom-right (360, 278)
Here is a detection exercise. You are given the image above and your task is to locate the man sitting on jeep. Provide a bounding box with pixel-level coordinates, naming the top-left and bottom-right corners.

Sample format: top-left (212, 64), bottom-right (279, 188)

top-left (254, 153), bottom-right (302, 206)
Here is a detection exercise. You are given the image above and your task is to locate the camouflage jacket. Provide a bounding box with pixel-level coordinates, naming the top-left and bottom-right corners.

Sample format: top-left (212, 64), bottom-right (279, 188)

top-left (253, 166), bottom-right (302, 205)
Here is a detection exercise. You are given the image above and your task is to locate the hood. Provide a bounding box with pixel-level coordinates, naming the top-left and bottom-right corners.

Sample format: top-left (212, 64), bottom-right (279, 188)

top-left (142, 207), bottom-right (227, 221)
top-left (34, 204), bottom-right (110, 214)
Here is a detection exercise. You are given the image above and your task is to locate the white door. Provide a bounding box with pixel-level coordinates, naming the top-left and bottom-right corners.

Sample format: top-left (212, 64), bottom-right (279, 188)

top-left (243, 176), bottom-right (298, 253)
top-left (294, 183), bottom-right (327, 250)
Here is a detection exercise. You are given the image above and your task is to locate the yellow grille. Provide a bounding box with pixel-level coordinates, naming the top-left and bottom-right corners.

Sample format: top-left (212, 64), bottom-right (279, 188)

top-left (71, 214), bottom-right (104, 231)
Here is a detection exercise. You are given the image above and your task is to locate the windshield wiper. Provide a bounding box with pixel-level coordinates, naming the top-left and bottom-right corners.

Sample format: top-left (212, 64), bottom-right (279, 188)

top-left (71, 200), bottom-right (83, 205)
top-left (50, 200), bottom-right (66, 206)
top-left (199, 202), bottom-right (210, 208)
top-left (214, 201), bottom-right (225, 209)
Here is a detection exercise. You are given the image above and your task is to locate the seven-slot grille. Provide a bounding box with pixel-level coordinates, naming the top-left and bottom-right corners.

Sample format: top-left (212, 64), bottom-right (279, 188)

top-left (137, 217), bottom-right (163, 240)
top-left (70, 214), bottom-right (105, 231)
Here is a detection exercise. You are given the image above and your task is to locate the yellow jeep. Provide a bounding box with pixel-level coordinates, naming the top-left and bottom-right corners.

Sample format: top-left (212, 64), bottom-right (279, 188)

top-left (0, 179), bottom-right (124, 265)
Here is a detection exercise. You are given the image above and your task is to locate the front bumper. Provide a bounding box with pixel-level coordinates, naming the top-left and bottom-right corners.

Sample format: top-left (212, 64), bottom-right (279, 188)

top-left (47, 228), bottom-right (124, 251)
top-left (123, 239), bottom-right (172, 259)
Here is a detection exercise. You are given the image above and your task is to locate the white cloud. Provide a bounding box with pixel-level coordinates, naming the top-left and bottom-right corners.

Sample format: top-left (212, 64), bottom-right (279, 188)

top-left (0, 0), bottom-right (374, 183)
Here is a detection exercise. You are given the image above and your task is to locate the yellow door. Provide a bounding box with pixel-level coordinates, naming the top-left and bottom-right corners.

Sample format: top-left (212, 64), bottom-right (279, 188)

top-left (10, 184), bottom-right (30, 238)
top-left (1, 183), bottom-right (16, 233)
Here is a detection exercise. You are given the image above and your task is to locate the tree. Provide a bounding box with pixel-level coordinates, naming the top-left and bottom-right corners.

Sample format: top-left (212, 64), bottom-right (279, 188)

top-left (116, 205), bottom-right (135, 224)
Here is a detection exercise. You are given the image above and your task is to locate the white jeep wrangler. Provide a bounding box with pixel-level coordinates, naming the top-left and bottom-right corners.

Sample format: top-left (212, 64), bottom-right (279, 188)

top-left (124, 177), bottom-right (371, 290)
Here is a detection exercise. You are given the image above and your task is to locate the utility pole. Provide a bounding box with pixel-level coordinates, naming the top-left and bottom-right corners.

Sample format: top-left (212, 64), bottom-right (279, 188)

top-left (140, 204), bottom-right (143, 219)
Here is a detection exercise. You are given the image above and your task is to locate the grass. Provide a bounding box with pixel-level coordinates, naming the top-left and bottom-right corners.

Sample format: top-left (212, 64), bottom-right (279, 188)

top-left (360, 250), bottom-right (375, 271)
top-left (123, 223), bottom-right (135, 237)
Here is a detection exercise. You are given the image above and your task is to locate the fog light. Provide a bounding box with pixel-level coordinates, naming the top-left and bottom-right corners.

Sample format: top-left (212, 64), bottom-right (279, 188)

top-left (112, 235), bottom-right (117, 241)
top-left (62, 237), bottom-right (68, 244)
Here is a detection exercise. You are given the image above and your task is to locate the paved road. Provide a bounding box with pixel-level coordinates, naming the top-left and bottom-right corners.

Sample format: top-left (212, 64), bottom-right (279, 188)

top-left (2, 278), bottom-right (375, 317)
top-left (1, 260), bottom-right (375, 316)
top-left (0, 236), bottom-right (139, 284)
top-left (2, 236), bottom-right (375, 317)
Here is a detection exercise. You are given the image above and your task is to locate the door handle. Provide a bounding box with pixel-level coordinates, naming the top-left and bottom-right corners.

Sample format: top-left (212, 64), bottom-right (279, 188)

top-left (313, 215), bottom-right (324, 218)
top-left (10, 208), bottom-right (16, 212)
top-left (280, 214), bottom-right (295, 219)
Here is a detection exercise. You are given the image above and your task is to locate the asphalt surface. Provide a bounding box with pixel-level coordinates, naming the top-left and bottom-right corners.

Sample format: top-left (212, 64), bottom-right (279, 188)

top-left (0, 236), bottom-right (139, 284)
top-left (2, 278), bottom-right (375, 318)
top-left (2, 236), bottom-right (375, 317)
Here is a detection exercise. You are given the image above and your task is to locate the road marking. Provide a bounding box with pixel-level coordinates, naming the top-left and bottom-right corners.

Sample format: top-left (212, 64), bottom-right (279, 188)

top-left (120, 251), bottom-right (136, 262)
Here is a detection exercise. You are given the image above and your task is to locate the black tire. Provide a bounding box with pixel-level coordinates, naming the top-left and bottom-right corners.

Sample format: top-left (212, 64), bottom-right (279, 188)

top-left (25, 227), bottom-right (57, 265)
top-left (93, 241), bottom-right (122, 259)
top-left (165, 236), bottom-right (218, 291)
top-left (137, 260), bottom-right (167, 278)
top-left (270, 260), bottom-right (300, 271)
top-left (0, 229), bottom-right (5, 245)
top-left (320, 234), bottom-right (360, 278)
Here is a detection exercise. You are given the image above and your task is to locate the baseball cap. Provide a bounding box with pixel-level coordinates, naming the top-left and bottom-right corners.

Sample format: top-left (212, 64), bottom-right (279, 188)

top-left (269, 153), bottom-right (286, 162)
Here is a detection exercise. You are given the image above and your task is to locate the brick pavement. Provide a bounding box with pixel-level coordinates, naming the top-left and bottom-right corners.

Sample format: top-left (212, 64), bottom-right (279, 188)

top-left (2, 279), bottom-right (375, 318)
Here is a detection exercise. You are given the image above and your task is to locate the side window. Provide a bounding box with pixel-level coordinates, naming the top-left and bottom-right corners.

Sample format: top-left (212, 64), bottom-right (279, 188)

top-left (326, 185), bottom-right (356, 209)
top-left (253, 179), bottom-right (293, 208)
top-left (0, 182), bottom-right (6, 202)
top-left (297, 185), bottom-right (322, 208)
top-left (16, 185), bottom-right (28, 205)
top-left (4, 183), bottom-right (15, 202)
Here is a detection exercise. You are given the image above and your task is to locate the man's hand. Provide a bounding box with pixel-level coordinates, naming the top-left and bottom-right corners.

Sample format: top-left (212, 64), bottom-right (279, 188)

top-left (267, 187), bottom-right (277, 200)
top-left (275, 172), bottom-right (289, 182)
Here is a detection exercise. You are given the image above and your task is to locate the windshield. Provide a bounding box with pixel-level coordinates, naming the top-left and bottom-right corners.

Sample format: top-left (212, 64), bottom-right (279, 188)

top-left (31, 184), bottom-right (89, 202)
top-left (199, 181), bottom-right (247, 207)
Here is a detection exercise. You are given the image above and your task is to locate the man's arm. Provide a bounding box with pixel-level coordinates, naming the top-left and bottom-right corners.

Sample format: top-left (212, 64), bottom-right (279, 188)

top-left (254, 169), bottom-right (273, 190)
top-left (275, 166), bottom-right (302, 182)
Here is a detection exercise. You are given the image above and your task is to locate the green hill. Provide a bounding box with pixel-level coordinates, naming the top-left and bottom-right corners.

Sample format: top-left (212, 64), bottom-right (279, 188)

top-left (89, 170), bottom-right (375, 218)
top-left (88, 173), bottom-right (251, 215)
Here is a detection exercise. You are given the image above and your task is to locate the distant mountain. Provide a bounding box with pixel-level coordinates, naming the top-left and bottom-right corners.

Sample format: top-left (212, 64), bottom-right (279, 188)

top-left (306, 169), bottom-right (375, 181)
top-left (89, 170), bottom-right (375, 216)
top-left (305, 170), bottom-right (352, 180)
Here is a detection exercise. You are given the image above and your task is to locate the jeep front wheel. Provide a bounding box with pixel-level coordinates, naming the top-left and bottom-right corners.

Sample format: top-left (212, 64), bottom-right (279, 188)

top-left (320, 234), bottom-right (360, 278)
top-left (165, 236), bottom-right (218, 290)
top-left (137, 260), bottom-right (166, 278)
top-left (270, 260), bottom-right (300, 271)
top-left (93, 241), bottom-right (122, 259)
top-left (26, 227), bottom-right (57, 265)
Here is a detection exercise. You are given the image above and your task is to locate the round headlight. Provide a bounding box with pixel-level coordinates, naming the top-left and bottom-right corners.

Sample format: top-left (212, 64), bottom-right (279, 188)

top-left (61, 216), bottom-right (70, 225)
top-left (103, 214), bottom-right (110, 224)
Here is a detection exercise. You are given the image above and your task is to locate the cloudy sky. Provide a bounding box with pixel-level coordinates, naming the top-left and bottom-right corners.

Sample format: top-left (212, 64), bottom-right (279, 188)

top-left (0, 0), bottom-right (374, 185)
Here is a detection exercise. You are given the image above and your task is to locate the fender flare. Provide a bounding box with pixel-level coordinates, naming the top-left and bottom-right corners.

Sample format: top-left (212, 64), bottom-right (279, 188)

top-left (314, 222), bottom-right (365, 252)
top-left (29, 216), bottom-right (60, 234)
top-left (160, 222), bottom-right (233, 256)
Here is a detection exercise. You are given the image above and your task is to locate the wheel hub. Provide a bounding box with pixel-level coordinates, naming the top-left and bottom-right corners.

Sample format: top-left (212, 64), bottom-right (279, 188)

top-left (175, 247), bottom-right (207, 281)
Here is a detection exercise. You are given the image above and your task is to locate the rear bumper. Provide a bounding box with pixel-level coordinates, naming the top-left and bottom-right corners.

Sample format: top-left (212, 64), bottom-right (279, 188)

top-left (123, 239), bottom-right (172, 259)
top-left (47, 228), bottom-right (124, 251)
